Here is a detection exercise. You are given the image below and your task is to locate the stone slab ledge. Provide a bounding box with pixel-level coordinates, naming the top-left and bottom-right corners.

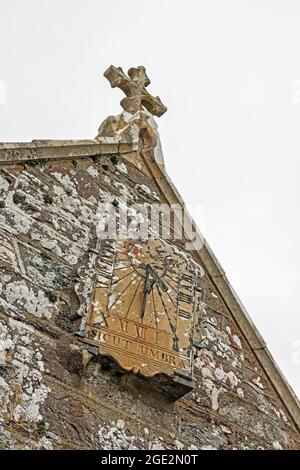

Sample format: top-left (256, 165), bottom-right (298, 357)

top-left (0, 138), bottom-right (137, 165)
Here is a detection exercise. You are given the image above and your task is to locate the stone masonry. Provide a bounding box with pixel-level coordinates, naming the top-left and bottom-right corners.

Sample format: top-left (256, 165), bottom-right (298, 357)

top-left (0, 68), bottom-right (300, 450)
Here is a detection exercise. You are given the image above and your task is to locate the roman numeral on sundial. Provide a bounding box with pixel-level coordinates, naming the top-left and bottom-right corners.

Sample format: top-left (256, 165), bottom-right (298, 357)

top-left (178, 292), bottom-right (193, 304)
top-left (178, 309), bottom-right (191, 319)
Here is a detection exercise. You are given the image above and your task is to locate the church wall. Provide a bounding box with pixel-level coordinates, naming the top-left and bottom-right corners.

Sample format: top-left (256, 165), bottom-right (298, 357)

top-left (0, 154), bottom-right (299, 450)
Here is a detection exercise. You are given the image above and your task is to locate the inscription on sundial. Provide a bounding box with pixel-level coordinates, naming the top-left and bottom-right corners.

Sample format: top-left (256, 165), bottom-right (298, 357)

top-left (81, 239), bottom-right (199, 397)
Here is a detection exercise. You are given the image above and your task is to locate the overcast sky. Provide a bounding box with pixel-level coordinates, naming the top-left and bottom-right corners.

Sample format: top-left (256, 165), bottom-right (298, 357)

top-left (0, 0), bottom-right (299, 398)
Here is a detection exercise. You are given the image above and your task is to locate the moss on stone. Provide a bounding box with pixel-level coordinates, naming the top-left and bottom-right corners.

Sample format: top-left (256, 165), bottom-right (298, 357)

top-left (13, 192), bottom-right (26, 204)
top-left (91, 154), bottom-right (101, 164)
top-left (45, 291), bottom-right (58, 303)
top-left (43, 193), bottom-right (54, 204)
top-left (110, 155), bottom-right (119, 165)
top-left (41, 251), bottom-right (51, 262)
top-left (36, 419), bottom-right (47, 435)
top-left (26, 158), bottom-right (49, 167)
top-left (0, 200), bottom-right (5, 208)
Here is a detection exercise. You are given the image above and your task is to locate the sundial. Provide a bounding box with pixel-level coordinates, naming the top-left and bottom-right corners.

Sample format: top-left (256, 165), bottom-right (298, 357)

top-left (80, 239), bottom-right (199, 398)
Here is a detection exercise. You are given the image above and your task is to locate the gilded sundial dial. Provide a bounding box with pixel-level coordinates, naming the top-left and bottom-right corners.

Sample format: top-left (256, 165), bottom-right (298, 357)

top-left (81, 238), bottom-right (203, 397)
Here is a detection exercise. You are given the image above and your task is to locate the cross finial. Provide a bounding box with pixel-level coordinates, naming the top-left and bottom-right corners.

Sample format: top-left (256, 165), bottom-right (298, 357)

top-left (103, 65), bottom-right (167, 117)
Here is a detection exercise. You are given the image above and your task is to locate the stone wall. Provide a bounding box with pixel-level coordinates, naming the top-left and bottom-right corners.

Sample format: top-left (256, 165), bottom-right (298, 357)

top-left (0, 150), bottom-right (299, 450)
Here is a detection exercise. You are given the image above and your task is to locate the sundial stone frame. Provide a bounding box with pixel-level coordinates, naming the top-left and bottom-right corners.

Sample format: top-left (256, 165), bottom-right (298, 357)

top-left (77, 238), bottom-right (199, 399)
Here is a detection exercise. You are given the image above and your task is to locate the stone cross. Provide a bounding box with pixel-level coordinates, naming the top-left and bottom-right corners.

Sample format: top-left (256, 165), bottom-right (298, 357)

top-left (103, 65), bottom-right (167, 117)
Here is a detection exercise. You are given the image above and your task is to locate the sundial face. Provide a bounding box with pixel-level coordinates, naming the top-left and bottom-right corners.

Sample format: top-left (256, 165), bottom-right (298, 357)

top-left (81, 238), bottom-right (201, 396)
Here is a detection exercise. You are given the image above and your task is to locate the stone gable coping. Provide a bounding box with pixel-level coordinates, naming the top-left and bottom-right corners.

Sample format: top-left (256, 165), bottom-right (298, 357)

top-left (0, 138), bottom-right (137, 166)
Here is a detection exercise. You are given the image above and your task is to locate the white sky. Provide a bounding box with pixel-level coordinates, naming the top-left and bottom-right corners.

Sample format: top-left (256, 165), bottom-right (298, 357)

top-left (0, 0), bottom-right (299, 398)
